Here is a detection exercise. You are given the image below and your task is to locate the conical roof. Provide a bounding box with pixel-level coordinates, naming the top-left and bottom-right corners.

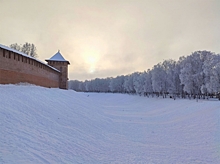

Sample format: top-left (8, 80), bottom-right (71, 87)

top-left (46, 51), bottom-right (70, 64)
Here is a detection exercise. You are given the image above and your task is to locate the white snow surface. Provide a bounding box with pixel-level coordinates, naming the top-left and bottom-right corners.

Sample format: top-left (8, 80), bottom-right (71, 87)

top-left (0, 84), bottom-right (220, 164)
top-left (46, 51), bottom-right (68, 62)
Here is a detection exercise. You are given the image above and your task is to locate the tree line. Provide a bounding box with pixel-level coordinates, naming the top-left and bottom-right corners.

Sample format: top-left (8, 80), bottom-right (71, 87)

top-left (69, 50), bottom-right (220, 100)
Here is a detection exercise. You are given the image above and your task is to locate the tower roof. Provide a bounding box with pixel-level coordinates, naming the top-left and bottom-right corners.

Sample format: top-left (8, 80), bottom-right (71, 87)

top-left (46, 51), bottom-right (70, 64)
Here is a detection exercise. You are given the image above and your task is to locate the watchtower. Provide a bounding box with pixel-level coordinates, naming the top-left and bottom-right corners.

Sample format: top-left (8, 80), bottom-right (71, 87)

top-left (46, 51), bottom-right (70, 89)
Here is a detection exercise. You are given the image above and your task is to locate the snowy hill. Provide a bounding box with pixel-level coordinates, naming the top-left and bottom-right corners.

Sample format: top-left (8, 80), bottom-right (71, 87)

top-left (0, 85), bottom-right (220, 163)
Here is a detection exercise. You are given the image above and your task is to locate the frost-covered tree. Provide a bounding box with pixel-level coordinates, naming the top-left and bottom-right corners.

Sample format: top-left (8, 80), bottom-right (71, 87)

top-left (171, 61), bottom-right (182, 97)
top-left (179, 51), bottom-right (210, 97)
top-left (133, 72), bottom-right (145, 95)
top-left (84, 81), bottom-right (89, 91)
top-left (210, 63), bottom-right (220, 94)
top-left (162, 60), bottom-right (182, 98)
top-left (79, 78), bottom-right (110, 92)
top-left (68, 80), bottom-right (80, 91)
top-left (78, 81), bottom-right (86, 92)
top-left (109, 76), bottom-right (125, 93)
top-left (143, 69), bottom-right (153, 96)
top-left (92, 78), bottom-right (110, 92)
top-left (151, 60), bottom-right (180, 98)
top-left (203, 53), bottom-right (220, 94)
top-left (151, 63), bottom-right (166, 96)
top-left (161, 60), bottom-right (176, 96)
top-left (69, 50), bottom-right (220, 100)
top-left (123, 74), bottom-right (135, 94)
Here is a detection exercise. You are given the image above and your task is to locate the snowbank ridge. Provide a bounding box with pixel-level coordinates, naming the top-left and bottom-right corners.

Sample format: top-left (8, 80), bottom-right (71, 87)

top-left (0, 85), bottom-right (219, 163)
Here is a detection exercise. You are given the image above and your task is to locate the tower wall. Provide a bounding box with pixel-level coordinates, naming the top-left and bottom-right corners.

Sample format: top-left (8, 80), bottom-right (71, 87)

top-left (47, 61), bottom-right (69, 89)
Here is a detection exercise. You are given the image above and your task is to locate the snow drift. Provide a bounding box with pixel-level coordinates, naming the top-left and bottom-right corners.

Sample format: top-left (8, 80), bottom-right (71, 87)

top-left (0, 84), bottom-right (219, 163)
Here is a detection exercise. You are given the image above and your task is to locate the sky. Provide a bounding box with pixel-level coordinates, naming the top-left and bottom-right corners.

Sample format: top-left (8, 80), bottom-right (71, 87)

top-left (1, 0), bottom-right (220, 81)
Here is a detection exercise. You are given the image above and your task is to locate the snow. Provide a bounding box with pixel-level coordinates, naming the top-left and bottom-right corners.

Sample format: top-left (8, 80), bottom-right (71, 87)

top-left (0, 44), bottom-right (60, 72)
top-left (0, 84), bottom-right (219, 163)
top-left (46, 51), bottom-right (69, 63)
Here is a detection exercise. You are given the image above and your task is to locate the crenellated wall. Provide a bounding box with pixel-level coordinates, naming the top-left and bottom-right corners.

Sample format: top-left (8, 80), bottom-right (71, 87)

top-left (0, 46), bottom-right (60, 88)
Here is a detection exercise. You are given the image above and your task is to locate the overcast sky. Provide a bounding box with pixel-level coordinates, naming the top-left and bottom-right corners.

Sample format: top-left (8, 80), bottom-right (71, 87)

top-left (1, 0), bottom-right (220, 81)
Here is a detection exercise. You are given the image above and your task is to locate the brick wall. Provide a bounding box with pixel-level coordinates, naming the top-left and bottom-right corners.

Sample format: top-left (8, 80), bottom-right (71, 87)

top-left (0, 47), bottom-right (60, 88)
top-left (47, 61), bottom-right (69, 89)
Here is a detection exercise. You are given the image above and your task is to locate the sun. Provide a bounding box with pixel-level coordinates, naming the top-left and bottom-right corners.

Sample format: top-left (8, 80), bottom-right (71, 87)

top-left (79, 41), bottom-right (104, 74)
top-left (89, 67), bottom-right (96, 73)
top-left (87, 56), bottom-right (97, 74)
top-left (81, 45), bottom-right (101, 74)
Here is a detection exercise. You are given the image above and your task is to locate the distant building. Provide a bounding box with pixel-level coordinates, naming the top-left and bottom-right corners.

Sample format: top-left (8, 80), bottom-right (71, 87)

top-left (0, 44), bottom-right (70, 89)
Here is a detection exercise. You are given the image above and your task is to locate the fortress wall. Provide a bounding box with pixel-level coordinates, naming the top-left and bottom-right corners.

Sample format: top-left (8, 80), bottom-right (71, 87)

top-left (0, 47), bottom-right (60, 88)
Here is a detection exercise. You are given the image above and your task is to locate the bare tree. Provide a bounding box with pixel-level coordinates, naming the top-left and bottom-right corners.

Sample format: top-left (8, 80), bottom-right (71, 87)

top-left (10, 42), bottom-right (38, 58)
top-left (9, 43), bottom-right (21, 51)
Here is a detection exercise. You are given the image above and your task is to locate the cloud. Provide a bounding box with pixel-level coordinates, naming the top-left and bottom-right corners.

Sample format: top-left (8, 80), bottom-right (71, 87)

top-left (1, 0), bottom-right (220, 81)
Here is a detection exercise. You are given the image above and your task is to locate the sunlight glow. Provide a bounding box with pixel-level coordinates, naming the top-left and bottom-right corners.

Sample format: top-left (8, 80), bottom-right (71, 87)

top-left (83, 46), bottom-right (100, 74)
top-left (89, 67), bottom-right (96, 73)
